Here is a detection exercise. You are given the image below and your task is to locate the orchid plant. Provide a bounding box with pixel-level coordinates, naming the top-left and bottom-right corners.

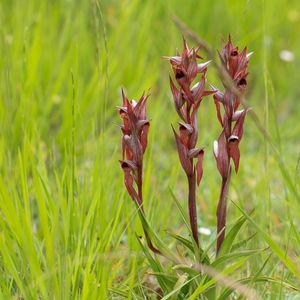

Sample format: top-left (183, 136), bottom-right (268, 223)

top-left (213, 36), bottom-right (251, 252)
top-left (118, 36), bottom-right (251, 260)
top-left (164, 38), bottom-right (215, 247)
top-left (118, 90), bottom-right (160, 254)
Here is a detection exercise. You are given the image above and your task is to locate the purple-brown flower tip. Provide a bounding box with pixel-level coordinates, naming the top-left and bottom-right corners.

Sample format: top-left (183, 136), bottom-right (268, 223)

top-left (118, 89), bottom-right (152, 205)
top-left (164, 38), bottom-right (211, 91)
top-left (219, 35), bottom-right (252, 90)
top-left (118, 90), bottom-right (150, 162)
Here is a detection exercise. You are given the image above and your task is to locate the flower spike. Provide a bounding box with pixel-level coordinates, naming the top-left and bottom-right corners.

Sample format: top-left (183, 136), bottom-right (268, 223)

top-left (213, 36), bottom-right (252, 253)
top-left (118, 89), bottom-right (160, 254)
top-left (165, 38), bottom-right (215, 247)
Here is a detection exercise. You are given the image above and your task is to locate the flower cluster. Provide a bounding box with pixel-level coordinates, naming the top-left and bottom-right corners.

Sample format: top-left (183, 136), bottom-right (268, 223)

top-left (118, 90), bottom-right (160, 254)
top-left (166, 39), bottom-right (215, 185)
top-left (165, 39), bottom-right (215, 246)
top-left (118, 89), bottom-right (150, 208)
top-left (117, 35), bottom-right (251, 255)
top-left (213, 36), bottom-right (252, 181)
top-left (213, 36), bottom-right (252, 251)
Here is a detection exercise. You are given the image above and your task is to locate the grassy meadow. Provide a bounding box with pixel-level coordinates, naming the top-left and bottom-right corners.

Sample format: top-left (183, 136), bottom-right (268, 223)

top-left (0, 0), bottom-right (300, 298)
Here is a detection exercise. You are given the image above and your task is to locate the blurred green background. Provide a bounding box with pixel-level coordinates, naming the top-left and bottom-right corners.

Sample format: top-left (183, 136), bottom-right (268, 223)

top-left (0, 0), bottom-right (300, 298)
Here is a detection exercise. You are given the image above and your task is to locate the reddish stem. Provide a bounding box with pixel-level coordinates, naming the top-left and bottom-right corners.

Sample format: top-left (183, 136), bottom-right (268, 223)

top-left (216, 166), bottom-right (231, 253)
top-left (188, 171), bottom-right (199, 247)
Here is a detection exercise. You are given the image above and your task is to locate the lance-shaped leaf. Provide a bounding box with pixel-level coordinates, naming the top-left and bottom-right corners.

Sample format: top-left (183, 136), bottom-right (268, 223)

top-left (172, 126), bottom-right (193, 176)
top-left (214, 131), bottom-right (229, 179)
top-left (188, 148), bottom-right (205, 185)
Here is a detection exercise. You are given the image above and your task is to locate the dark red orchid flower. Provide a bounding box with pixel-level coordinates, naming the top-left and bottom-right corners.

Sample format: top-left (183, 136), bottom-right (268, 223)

top-left (213, 36), bottom-right (251, 177)
top-left (165, 38), bottom-right (215, 247)
top-left (118, 89), bottom-right (160, 254)
top-left (213, 36), bottom-right (252, 252)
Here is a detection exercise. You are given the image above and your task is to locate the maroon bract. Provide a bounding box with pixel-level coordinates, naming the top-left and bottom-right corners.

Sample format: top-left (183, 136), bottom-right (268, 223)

top-left (165, 38), bottom-right (215, 247)
top-left (118, 90), bottom-right (160, 254)
top-left (213, 36), bottom-right (252, 252)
